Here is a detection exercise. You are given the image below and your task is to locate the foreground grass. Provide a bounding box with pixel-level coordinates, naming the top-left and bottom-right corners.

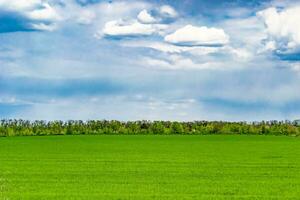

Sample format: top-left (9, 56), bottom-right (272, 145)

top-left (1, 135), bottom-right (300, 199)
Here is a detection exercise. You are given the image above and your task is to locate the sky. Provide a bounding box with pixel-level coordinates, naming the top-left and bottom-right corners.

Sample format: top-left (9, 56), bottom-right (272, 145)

top-left (0, 0), bottom-right (300, 121)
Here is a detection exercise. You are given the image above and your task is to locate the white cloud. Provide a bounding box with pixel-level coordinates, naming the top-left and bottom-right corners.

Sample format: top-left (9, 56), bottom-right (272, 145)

top-left (137, 9), bottom-right (157, 24)
top-left (164, 25), bottom-right (229, 46)
top-left (30, 22), bottom-right (57, 31)
top-left (137, 5), bottom-right (177, 25)
top-left (102, 20), bottom-right (157, 37)
top-left (0, 0), bottom-right (60, 21)
top-left (100, 4), bottom-right (178, 38)
top-left (258, 6), bottom-right (300, 52)
top-left (26, 3), bottom-right (61, 21)
top-left (0, 0), bottom-right (60, 31)
top-left (159, 5), bottom-right (178, 18)
top-left (95, 3), bottom-right (179, 39)
top-left (101, 19), bottom-right (168, 38)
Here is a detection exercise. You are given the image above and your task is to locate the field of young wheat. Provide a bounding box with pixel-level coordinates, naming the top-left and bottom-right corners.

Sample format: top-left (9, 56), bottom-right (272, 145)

top-left (1, 135), bottom-right (300, 199)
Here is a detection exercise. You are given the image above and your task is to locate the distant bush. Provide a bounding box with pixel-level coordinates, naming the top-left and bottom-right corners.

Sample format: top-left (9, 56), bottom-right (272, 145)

top-left (0, 119), bottom-right (300, 137)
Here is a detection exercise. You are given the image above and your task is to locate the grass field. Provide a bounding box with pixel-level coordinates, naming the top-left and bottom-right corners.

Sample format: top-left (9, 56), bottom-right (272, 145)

top-left (1, 135), bottom-right (300, 199)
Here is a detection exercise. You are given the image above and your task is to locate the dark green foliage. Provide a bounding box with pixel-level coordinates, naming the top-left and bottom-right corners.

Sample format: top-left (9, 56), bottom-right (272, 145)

top-left (0, 119), bottom-right (300, 137)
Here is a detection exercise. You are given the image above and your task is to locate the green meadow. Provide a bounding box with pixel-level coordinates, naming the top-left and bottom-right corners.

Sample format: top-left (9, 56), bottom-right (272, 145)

top-left (1, 135), bottom-right (300, 199)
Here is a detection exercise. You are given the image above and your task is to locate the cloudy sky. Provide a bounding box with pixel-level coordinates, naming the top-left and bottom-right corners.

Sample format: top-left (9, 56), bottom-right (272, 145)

top-left (0, 0), bottom-right (300, 121)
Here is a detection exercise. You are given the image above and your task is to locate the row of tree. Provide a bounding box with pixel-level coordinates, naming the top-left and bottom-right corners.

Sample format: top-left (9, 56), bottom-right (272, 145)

top-left (1, 119), bottom-right (300, 137)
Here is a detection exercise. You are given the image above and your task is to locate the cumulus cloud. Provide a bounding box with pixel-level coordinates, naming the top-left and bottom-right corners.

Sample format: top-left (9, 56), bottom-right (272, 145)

top-left (98, 4), bottom-right (178, 38)
top-left (26, 3), bottom-right (60, 21)
top-left (0, 0), bottom-right (60, 21)
top-left (258, 6), bottom-right (300, 54)
top-left (164, 25), bottom-right (229, 46)
top-left (100, 4), bottom-right (178, 38)
top-left (137, 9), bottom-right (157, 24)
top-left (100, 19), bottom-right (169, 38)
top-left (137, 5), bottom-right (178, 24)
top-left (159, 5), bottom-right (178, 18)
top-left (0, 0), bottom-right (60, 32)
top-left (102, 20), bottom-right (158, 37)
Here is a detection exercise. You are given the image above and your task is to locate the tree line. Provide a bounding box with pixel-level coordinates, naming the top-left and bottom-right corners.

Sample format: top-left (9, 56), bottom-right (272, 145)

top-left (1, 119), bottom-right (300, 137)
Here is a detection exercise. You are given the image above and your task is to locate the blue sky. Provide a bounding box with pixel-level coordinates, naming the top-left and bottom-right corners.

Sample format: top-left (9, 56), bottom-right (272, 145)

top-left (0, 0), bottom-right (300, 121)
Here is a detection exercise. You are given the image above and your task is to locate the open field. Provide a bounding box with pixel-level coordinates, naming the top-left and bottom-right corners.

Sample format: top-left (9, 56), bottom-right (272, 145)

top-left (1, 135), bottom-right (300, 199)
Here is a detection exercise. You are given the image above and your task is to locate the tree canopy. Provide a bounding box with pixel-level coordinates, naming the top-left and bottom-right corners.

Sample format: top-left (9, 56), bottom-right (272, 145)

top-left (1, 119), bottom-right (300, 137)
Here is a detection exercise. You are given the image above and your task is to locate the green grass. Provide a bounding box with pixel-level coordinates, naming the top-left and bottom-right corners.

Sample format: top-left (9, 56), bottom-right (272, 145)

top-left (1, 135), bottom-right (300, 199)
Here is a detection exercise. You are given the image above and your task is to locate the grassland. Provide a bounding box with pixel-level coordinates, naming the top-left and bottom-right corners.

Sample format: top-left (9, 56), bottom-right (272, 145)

top-left (1, 135), bottom-right (300, 199)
